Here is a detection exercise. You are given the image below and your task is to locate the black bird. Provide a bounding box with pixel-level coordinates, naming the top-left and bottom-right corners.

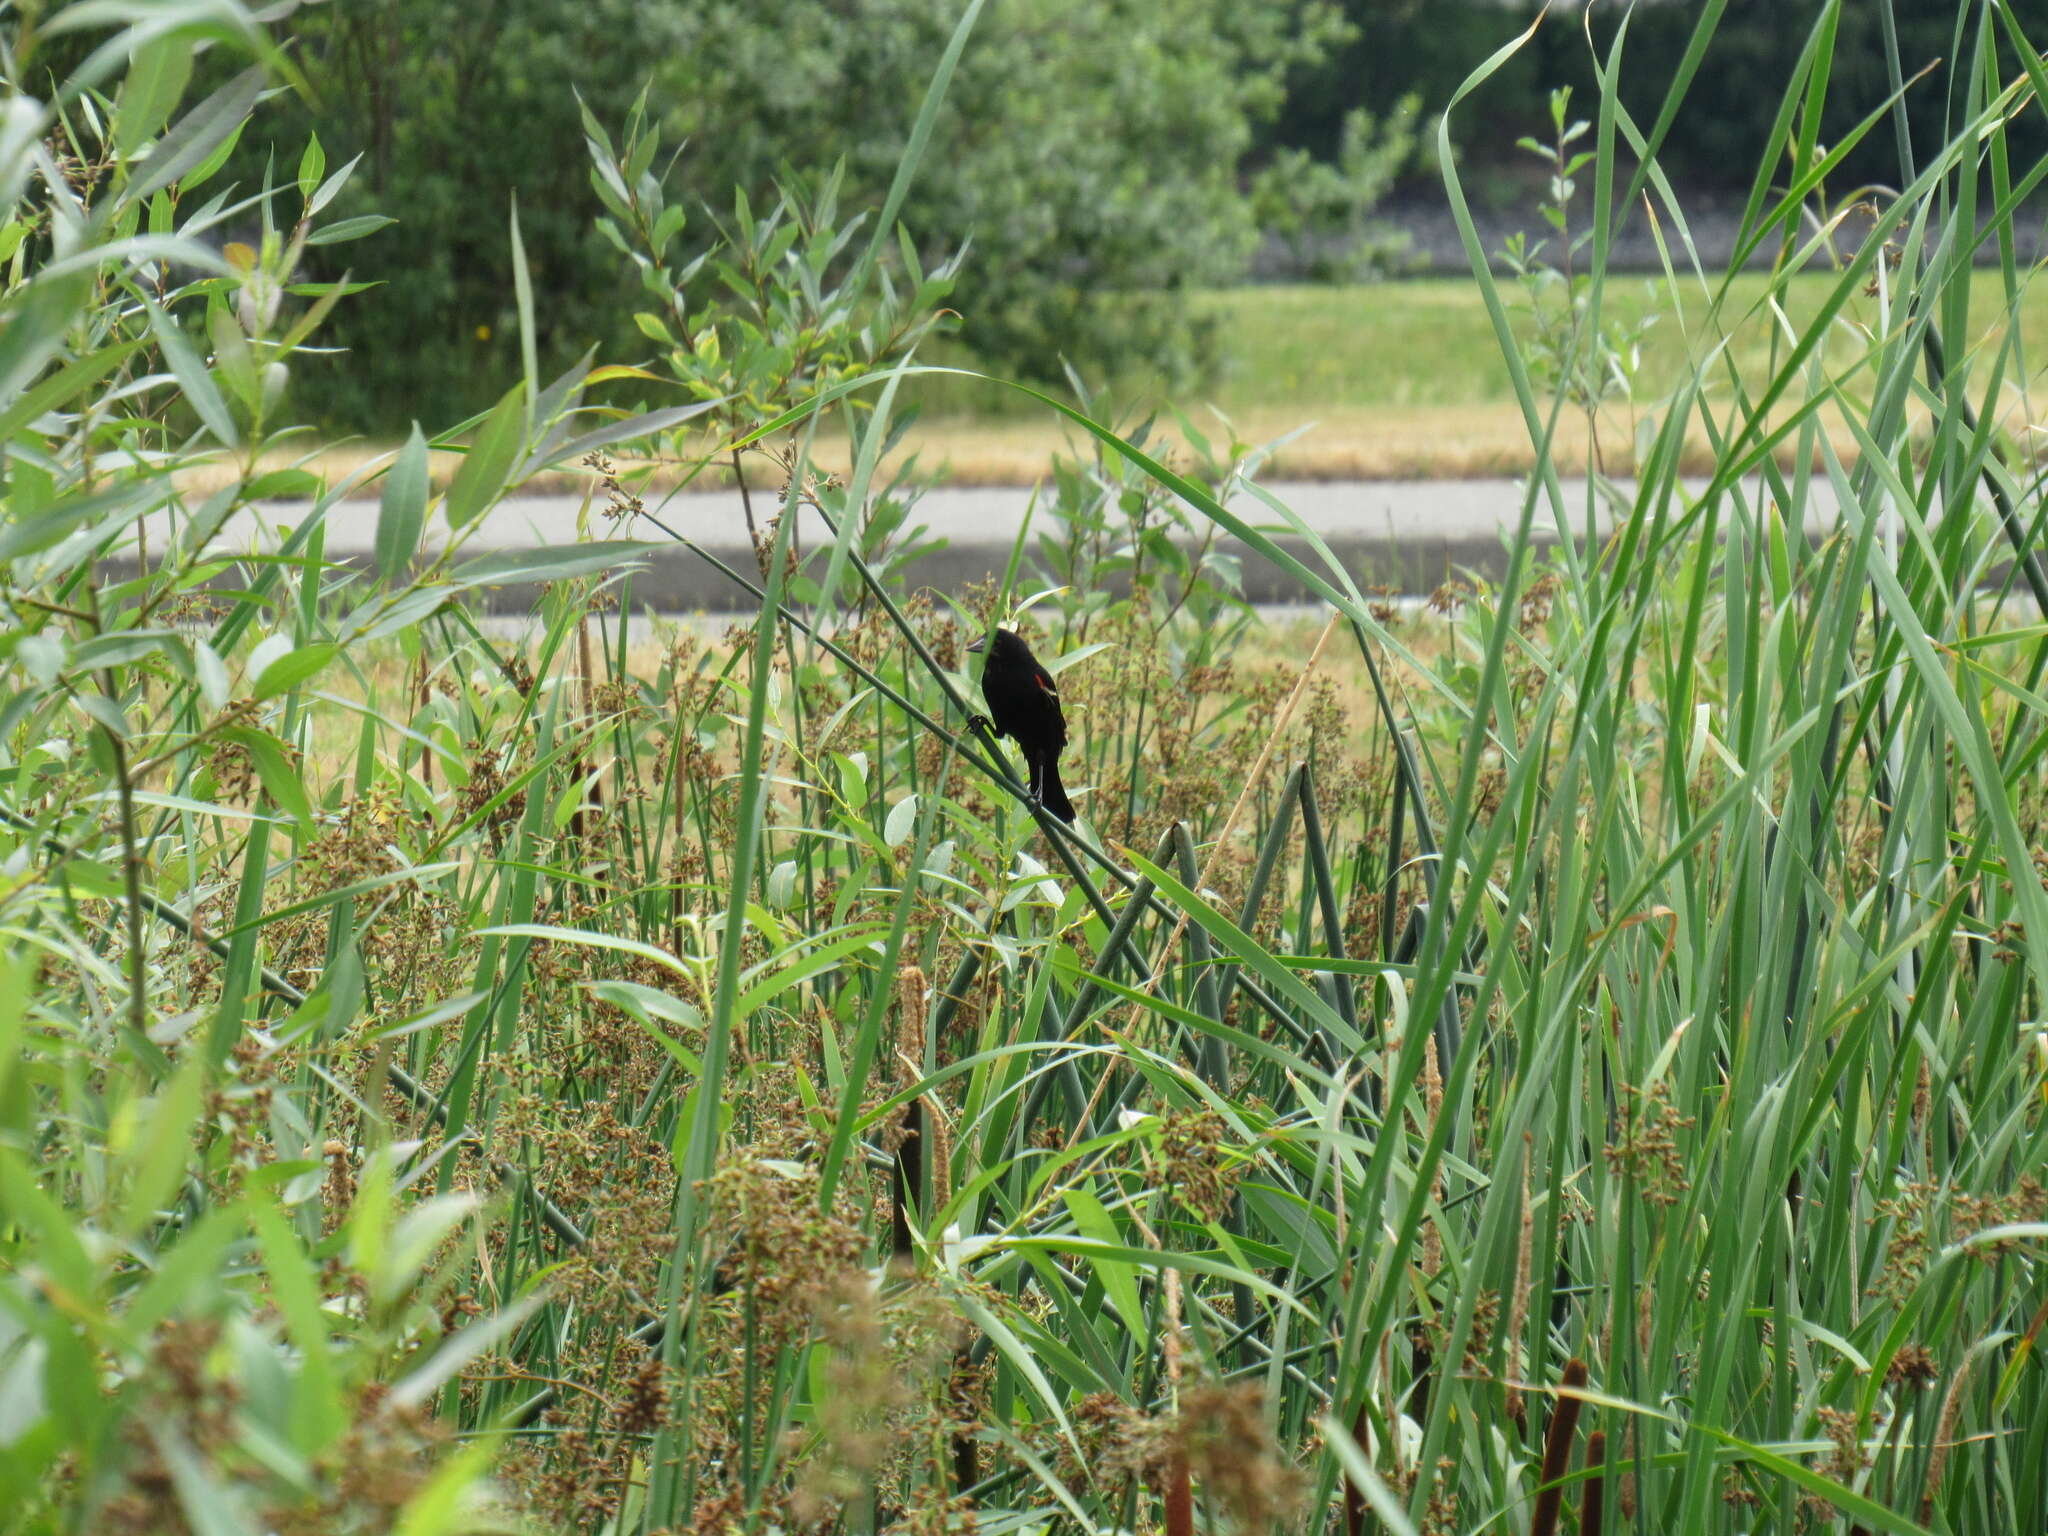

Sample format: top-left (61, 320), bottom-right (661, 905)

top-left (967, 627), bottom-right (1075, 822)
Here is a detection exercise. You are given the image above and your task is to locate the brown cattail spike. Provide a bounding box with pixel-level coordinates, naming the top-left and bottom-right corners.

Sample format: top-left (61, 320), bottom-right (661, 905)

top-left (1164, 1448), bottom-right (1194, 1536)
top-left (889, 1098), bottom-right (925, 1266)
top-left (952, 1425), bottom-right (978, 1501)
top-left (1528, 1358), bottom-right (1588, 1536)
top-left (1343, 1400), bottom-right (1369, 1536)
top-left (1581, 1429), bottom-right (1606, 1535)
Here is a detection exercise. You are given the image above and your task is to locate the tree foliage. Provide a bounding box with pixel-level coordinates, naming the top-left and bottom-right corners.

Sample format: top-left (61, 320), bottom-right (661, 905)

top-left (220, 0), bottom-right (686, 430)
top-left (1275, 0), bottom-right (2048, 200)
top-left (238, 0), bottom-right (1347, 431)
top-left (649, 0), bottom-right (1344, 390)
top-left (1251, 98), bottom-right (1422, 282)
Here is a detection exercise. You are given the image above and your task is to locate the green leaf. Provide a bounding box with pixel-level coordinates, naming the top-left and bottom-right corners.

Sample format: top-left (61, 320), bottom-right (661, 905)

top-left (0, 951), bottom-right (29, 1139)
top-left (375, 1194), bottom-right (479, 1310)
top-left (442, 385), bottom-right (525, 530)
top-left (115, 1057), bottom-right (204, 1236)
top-left (222, 726), bottom-right (314, 834)
top-left (296, 133), bottom-right (324, 203)
top-left (509, 197), bottom-right (537, 428)
top-left (306, 151), bottom-right (363, 217)
top-left (304, 214), bottom-right (397, 246)
top-left (0, 336), bottom-right (141, 446)
top-left (113, 34), bottom-right (195, 158)
top-left (243, 468), bottom-right (322, 501)
top-left (76, 693), bottom-right (131, 738)
top-left (473, 923), bottom-right (689, 978)
top-left (180, 119), bottom-right (245, 193)
top-left (68, 628), bottom-right (187, 675)
top-left (252, 642), bottom-right (338, 701)
top-left (1061, 1186), bottom-right (1145, 1335)
top-left (126, 65), bottom-right (263, 205)
top-left (391, 1436), bottom-right (503, 1536)
top-left (204, 302), bottom-right (256, 410)
top-left (157, 1428), bottom-right (264, 1536)
top-left (0, 483), bottom-right (158, 562)
top-left (146, 296), bottom-right (238, 448)
top-left (1007, 1234), bottom-right (1315, 1319)
top-left (250, 1201), bottom-right (345, 1455)
top-left (735, 925), bottom-right (891, 1019)
top-left (343, 582), bottom-right (452, 644)
top-left (126, 1205), bottom-right (238, 1337)
top-left (884, 793), bottom-right (919, 847)
top-left (54, 854), bottom-right (124, 900)
top-left (1320, 1416), bottom-right (1421, 1536)
top-left (581, 982), bottom-right (703, 1036)
top-left (532, 398), bottom-right (722, 472)
top-left (387, 1294), bottom-right (541, 1411)
top-left (447, 540), bottom-right (655, 588)
top-left (373, 424), bottom-right (430, 583)
top-left (364, 991), bottom-right (491, 1044)
top-left (0, 1149), bottom-right (96, 1305)
top-left (954, 1291), bottom-right (1079, 1454)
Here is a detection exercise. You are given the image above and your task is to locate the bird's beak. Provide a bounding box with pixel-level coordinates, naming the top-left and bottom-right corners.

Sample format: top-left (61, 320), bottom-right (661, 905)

top-left (966, 636), bottom-right (986, 654)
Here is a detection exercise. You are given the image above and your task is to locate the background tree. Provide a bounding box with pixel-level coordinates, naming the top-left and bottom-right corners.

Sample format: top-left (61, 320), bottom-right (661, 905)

top-left (238, 0), bottom-right (1347, 432)
top-left (1251, 99), bottom-right (1422, 282)
top-left (1272, 0), bottom-right (2045, 199)
top-left (231, 0), bottom-right (687, 430)
top-left (649, 0), bottom-right (1345, 390)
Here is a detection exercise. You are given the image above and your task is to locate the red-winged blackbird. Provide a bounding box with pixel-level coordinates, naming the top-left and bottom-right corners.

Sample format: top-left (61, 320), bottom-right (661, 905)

top-left (968, 627), bottom-right (1076, 822)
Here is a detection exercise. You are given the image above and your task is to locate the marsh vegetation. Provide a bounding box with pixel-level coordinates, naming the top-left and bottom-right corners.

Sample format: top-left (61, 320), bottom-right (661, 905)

top-left (2, 2), bottom-right (2046, 1534)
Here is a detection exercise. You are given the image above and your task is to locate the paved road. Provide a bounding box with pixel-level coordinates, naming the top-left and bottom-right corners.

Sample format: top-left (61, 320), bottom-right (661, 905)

top-left (144, 476), bottom-right (1869, 612)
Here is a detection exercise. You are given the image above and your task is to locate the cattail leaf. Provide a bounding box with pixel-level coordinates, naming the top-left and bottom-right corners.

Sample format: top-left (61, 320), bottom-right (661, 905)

top-left (509, 197), bottom-right (537, 430)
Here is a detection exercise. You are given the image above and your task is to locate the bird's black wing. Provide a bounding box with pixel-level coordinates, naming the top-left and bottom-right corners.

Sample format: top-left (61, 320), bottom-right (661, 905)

top-left (1031, 663), bottom-right (1067, 748)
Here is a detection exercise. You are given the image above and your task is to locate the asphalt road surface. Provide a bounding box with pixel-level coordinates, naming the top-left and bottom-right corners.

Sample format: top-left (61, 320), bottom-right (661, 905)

top-left (142, 476), bottom-right (1865, 613)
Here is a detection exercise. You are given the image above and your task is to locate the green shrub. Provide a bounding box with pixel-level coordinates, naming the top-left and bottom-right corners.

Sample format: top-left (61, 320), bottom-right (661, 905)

top-left (1252, 98), bottom-right (1423, 282)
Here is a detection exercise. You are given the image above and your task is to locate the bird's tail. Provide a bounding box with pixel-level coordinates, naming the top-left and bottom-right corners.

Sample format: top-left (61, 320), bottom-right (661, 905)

top-left (1032, 752), bottom-right (1076, 823)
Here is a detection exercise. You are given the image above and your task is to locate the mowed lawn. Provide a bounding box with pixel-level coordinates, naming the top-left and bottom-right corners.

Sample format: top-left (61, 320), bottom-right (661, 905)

top-left (710, 268), bottom-right (2045, 479)
top-left (219, 271), bottom-right (2048, 493)
top-left (1094, 270), bottom-right (2048, 478)
top-left (1205, 270), bottom-right (2048, 410)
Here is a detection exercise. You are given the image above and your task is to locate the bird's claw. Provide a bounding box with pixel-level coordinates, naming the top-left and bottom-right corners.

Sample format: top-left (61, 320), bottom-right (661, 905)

top-left (967, 713), bottom-right (995, 736)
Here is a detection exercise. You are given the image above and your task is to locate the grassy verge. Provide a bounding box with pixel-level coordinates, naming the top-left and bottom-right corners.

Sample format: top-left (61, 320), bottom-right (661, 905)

top-left (200, 269), bottom-right (2046, 494)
